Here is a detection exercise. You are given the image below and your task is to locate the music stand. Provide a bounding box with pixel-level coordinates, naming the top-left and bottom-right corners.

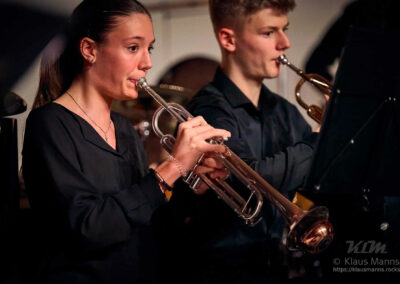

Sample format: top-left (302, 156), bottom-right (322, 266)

top-left (303, 26), bottom-right (400, 198)
top-left (299, 26), bottom-right (400, 282)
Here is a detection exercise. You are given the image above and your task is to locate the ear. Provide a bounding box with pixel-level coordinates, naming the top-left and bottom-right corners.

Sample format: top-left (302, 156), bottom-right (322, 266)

top-left (218, 28), bottom-right (236, 53)
top-left (80, 37), bottom-right (97, 64)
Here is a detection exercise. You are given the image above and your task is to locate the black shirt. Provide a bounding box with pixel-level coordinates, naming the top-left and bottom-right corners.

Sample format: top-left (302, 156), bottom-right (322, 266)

top-left (22, 103), bottom-right (167, 283)
top-left (154, 68), bottom-right (320, 283)
top-left (157, 68), bottom-right (319, 282)
top-left (182, 68), bottom-right (318, 247)
top-left (187, 68), bottom-right (318, 195)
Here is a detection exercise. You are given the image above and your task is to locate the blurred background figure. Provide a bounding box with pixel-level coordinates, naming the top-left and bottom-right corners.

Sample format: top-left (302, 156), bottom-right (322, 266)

top-left (305, 0), bottom-right (400, 82)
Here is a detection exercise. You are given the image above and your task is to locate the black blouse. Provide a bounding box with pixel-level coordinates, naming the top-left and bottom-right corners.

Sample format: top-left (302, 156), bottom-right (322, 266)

top-left (22, 103), bottom-right (167, 283)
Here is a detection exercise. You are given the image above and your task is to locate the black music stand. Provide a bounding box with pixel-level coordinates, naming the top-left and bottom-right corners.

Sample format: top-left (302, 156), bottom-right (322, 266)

top-left (304, 26), bottom-right (400, 197)
top-left (300, 26), bottom-right (400, 282)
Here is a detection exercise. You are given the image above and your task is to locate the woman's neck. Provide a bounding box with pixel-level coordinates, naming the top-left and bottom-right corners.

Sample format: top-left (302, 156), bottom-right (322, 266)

top-left (59, 78), bottom-right (112, 124)
top-left (54, 77), bottom-right (116, 149)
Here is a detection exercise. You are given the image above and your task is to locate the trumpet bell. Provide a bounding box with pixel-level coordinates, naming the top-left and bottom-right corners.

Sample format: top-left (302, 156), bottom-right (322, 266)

top-left (278, 55), bottom-right (332, 125)
top-left (287, 206), bottom-right (334, 254)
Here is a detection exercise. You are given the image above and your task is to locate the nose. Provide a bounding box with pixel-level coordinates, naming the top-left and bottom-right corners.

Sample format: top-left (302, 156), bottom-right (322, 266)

top-left (277, 31), bottom-right (290, 51)
top-left (138, 49), bottom-right (153, 73)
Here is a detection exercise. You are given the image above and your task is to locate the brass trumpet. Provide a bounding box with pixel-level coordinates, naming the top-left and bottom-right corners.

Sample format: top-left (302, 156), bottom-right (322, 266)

top-left (137, 78), bottom-right (334, 254)
top-left (278, 55), bottom-right (332, 124)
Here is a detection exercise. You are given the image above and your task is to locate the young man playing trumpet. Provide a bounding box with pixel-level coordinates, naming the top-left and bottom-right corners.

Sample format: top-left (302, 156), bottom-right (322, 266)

top-left (157, 0), bottom-right (321, 283)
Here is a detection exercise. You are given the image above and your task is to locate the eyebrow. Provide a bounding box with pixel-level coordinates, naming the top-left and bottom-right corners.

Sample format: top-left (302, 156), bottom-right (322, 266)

top-left (284, 22), bottom-right (290, 29)
top-left (260, 22), bottom-right (290, 31)
top-left (124, 36), bottom-right (155, 45)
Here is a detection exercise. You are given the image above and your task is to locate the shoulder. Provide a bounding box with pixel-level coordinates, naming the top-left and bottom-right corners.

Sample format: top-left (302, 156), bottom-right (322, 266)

top-left (186, 83), bottom-right (229, 114)
top-left (190, 83), bottom-right (225, 102)
top-left (28, 102), bottom-right (64, 119)
top-left (263, 88), bottom-right (312, 134)
top-left (265, 88), bottom-right (304, 118)
top-left (23, 103), bottom-right (79, 156)
top-left (26, 103), bottom-right (72, 131)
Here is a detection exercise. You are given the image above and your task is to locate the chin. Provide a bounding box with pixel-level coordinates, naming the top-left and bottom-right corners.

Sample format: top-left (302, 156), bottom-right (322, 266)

top-left (120, 91), bottom-right (139, 101)
top-left (262, 67), bottom-right (280, 79)
top-left (264, 72), bottom-right (279, 79)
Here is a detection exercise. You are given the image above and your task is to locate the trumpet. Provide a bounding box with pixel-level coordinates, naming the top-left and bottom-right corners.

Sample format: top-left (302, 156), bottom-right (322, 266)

top-left (137, 78), bottom-right (334, 254)
top-left (278, 55), bottom-right (332, 124)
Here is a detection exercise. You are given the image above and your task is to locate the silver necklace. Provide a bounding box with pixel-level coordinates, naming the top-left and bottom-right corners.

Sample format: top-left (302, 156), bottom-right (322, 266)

top-left (66, 91), bottom-right (112, 142)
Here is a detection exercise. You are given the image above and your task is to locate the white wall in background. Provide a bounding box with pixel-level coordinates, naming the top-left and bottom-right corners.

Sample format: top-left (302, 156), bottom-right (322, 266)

top-left (9, 0), bottom-right (353, 164)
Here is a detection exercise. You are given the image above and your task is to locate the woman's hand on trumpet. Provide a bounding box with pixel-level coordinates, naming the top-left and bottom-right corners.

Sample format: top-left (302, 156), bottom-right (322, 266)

top-left (192, 153), bottom-right (230, 195)
top-left (172, 116), bottom-right (230, 170)
top-left (155, 116), bottom-right (231, 192)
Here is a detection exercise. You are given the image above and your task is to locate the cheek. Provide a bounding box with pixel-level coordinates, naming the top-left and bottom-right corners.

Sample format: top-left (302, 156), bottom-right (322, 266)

top-left (115, 62), bottom-right (133, 76)
top-left (241, 40), bottom-right (258, 55)
top-left (101, 50), bottom-right (134, 75)
top-left (105, 61), bottom-right (134, 85)
top-left (237, 42), bottom-right (258, 65)
top-left (242, 40), bottom-right (269, 64)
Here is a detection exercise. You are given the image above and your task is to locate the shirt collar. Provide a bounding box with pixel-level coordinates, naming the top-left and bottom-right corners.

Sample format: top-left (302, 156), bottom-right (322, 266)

top-left (213, 67), bottom-right (253, 108)
top-left (68, 107), bottom-right (127, 156)
top-left (212, 67), bottom-right (273, 112)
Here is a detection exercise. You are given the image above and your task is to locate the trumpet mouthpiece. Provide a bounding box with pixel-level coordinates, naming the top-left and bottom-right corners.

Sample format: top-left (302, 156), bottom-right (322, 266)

top-left (278, 55), bottom-right (288, 65)
top-left (136, 77), bottom-right (147, 88)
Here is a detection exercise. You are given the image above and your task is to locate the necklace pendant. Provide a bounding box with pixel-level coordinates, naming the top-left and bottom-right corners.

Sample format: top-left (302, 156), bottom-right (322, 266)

top-left (66, 91), bottom-right (112, 143)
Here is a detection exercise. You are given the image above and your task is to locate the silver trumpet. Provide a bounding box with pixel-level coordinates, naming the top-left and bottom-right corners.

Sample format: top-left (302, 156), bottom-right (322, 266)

top-left (137, 78), bottom-right (334, 254)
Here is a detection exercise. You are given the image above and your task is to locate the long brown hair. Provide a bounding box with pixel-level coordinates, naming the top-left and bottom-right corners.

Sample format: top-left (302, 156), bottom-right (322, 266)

top-left (33, 0), bottom-right (151, 109)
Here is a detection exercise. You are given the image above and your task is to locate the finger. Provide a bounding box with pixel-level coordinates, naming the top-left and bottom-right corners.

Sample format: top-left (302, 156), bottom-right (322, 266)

top-left (202, 157), bottom-right (224, 169)
top-left (196, 143), bottom-right (227, 154)
top-left (178, 122), bottom-right (231, 141)
top-left (194, 166), bottom-right (228, 180)
top-left (179, 116), bottom-right (207, 130)
top-left (193, 165), bottom-right (214, 175)
top-left (189, 115), bottom-right (207, 126)
top-left (209, 168), bottom-right (229, 180)
top-left (192, 127), bottom-right (231, 142)
top-left (178, 127), bottom-right (230, 153)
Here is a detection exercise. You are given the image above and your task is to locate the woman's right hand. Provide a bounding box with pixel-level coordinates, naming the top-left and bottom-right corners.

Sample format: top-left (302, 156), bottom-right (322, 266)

top-left (170, 116), bottom-right (231, 173)
top-left (154, 115), bottom-right (230, 191)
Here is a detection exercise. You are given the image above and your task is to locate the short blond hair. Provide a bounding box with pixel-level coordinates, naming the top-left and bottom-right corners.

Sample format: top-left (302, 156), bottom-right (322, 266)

top-left (209, 0), bottom-right (295, 33)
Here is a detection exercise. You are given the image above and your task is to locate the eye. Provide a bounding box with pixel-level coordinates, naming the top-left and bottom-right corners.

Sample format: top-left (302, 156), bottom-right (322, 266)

top-left (128, 45), bottom-right (138, 52)
top-left (264, 31), bottom-right (273, 36)
top-left (148, 46), bottom-right (154, 54)
top-left (283, 26), bottom-right (289, 32)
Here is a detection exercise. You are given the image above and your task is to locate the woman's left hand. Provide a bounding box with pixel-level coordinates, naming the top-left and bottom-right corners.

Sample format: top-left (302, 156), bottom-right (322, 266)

top-left (191, 153), bottom-right (230, 195)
